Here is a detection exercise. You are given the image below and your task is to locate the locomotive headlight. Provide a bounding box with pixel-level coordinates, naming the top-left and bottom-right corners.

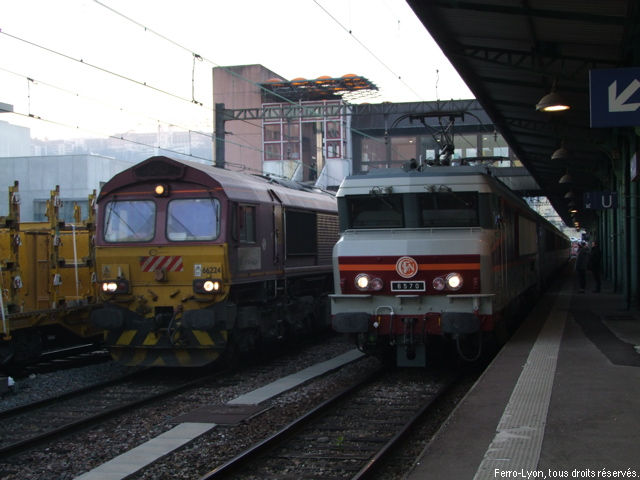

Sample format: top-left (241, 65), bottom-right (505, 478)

top-left (100, 278), bottom-right (129, 294)
top-left (154, 183), bottom-right (170, 197)
top-left (102, 281), bottom-right (118, 293)
top-left (193, 278), bottom-right (223, 294)
top-left (203, 280), bottom-right (221, 292)
top-left (432, 277), bottom-right (446, 291)
top-left (355, 274), bottom-right (383, 291)
top-left (355, 273), bottom-right (370, 290)
top-left (446, 272), bottom-right (463, 290)
top-left (369, 277), bottom-right (384, 291)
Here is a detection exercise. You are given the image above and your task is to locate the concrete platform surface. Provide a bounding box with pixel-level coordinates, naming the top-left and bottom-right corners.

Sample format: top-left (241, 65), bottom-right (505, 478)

top-left (405, 275), bottom-right (640, 479)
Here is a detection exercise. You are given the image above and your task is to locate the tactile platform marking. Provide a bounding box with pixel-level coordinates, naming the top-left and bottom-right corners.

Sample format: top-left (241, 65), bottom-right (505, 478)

top-left (473, 290), bottom-right (569, 479)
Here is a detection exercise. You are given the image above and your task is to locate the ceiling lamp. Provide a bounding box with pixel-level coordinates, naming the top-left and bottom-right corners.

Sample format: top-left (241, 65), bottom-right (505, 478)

top-left (559, 170), bottom-right (572, 184)
top-left (564, 190), bottom-right (575, 199)
top-left (552, 144), bottom-right (571, 160)
top-left (536, 78), bottom-right (570, 112)
top-left (536, 91), bottom-right (571, 112)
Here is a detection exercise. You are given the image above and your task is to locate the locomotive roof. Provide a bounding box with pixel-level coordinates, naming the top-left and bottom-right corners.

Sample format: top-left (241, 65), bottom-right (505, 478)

top-left (337, 165), bottom-right (536, 213)
top-left (99, 156), bottom-right (336, 212)
top-left (337, 165), bottom-right (567, 239)
top-left (337, 166), bottom-right (504, 196)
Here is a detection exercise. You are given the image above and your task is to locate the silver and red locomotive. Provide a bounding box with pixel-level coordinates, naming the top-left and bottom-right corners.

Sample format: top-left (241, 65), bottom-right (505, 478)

top-left (91, 156), bottom-right (338, 366)
top-left (330, 166), bottom-right (569, 366)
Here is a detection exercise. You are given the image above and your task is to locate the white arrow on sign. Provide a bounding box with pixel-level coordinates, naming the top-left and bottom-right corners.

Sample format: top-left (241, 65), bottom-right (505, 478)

top-left (608, 79), bottom-right (640, 112)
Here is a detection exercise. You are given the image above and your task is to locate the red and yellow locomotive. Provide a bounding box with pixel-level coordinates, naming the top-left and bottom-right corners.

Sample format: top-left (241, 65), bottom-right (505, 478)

top-left (91, 156), bottom-right (338, 366)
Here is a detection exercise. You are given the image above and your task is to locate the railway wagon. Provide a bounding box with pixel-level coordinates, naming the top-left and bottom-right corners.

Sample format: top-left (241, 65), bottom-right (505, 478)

top-left (91, 156), bottom-right (339, 367)
top-left (1, 183), bottom-right (101, 367)
top-left (330, 165), bottom-right (570, 367)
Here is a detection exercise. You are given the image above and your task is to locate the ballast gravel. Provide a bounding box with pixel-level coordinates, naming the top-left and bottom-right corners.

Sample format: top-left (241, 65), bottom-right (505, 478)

top-left (0, 335), bottom-right (384, 480)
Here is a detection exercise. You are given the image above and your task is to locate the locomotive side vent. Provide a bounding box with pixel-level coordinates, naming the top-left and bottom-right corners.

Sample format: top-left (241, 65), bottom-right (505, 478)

top-left (317, 213), bottom-right (339, 264)
top-left (134, 156), bottom-right (185, 180)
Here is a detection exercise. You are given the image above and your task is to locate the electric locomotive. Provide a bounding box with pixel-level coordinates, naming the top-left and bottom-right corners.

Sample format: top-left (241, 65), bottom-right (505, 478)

top-left (91, 156), bottom-right (338, 366)
top-left (330, 166), bottom-right (569, 367)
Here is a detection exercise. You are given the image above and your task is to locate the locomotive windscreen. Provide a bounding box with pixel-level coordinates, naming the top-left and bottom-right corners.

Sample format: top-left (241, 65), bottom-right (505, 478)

top-left (339, 191), bottom-right (479, 230)
top-left (419, 191), bottom-right (479, 227)
top-left (343, 195), bottom-right (404, 229)
top-left (104, 200), bottom-right (156, 242)
top-left (167, 198), bottom-right (220, 241)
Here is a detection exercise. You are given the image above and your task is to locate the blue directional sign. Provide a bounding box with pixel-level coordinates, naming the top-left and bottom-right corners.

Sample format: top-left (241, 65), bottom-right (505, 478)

top-left (583, 191), bottom-right (618, 210)
top-left (590, 67), bottom-right (640, 127)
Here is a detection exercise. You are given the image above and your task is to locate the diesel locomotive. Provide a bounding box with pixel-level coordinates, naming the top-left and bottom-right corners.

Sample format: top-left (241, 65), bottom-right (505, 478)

top-left (330, 165), bottom-right (570, 367)
top-left (91, 156), bottom-right (339, 366)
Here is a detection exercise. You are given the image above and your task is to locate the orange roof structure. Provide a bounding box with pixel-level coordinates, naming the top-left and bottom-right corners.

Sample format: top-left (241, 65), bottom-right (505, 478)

top-left (260, 74), bottom-right (378, 101)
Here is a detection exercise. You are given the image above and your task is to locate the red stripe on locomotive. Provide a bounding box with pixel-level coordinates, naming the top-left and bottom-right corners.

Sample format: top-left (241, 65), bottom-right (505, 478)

top-left (337, 254), bottom-right (481, 294)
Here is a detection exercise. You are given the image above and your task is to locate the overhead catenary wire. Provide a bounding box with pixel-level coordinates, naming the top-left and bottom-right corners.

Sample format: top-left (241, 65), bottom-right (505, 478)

top-left (2, 1), bottom-right (422, 178)
top-left (312, 0), bottom-right (424, 101)
top-left (0, 29), bottom-right (198, 107)
top-left (0, 65), bottom-right (268, 156)
top-left (90, 0), bottom-right (412, 160)
top-left (0, 26), bottom-right (367, 177)
top-left (6, 109), bottom-right (249, 168)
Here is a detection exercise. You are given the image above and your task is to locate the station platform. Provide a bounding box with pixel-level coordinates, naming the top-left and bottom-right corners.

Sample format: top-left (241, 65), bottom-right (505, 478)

top-left (405, 271), bottom-right (640, 480)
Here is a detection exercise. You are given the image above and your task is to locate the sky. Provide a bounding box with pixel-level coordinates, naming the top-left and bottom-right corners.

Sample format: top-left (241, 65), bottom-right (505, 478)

top-left (0, 0), bottom-right (474, 140)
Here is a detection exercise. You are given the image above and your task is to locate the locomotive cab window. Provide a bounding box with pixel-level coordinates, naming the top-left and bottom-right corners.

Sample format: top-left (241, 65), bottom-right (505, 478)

top-left (167, 198), bottom-right (220, 241)
top-left (418, 191), bottom-right (479, 227)
top-left (104, 200), bottom-right (156, 242)
top-left (341, 194), bottom-right (404, 229)
top-left (236, 205), bottom-right (256, 243)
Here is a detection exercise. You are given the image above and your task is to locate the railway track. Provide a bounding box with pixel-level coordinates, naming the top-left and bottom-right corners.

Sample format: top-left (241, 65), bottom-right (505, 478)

top-left (23, 343), bottom-right (111, 374)
top-left (200, 367), bottom-right (456, 480)
top-left (0, 368), bottom-right (222, 459)
top-left (2, 343), bottom-right (111, 378)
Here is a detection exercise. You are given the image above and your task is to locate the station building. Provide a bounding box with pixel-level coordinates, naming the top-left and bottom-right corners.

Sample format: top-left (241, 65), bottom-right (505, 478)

top-left (212, 64), bottom-right (517, 191)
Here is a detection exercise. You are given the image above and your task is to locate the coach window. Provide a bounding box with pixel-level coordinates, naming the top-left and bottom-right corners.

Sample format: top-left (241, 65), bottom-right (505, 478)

top-left (237, 205), bottom-right (256, 243)
top-left (167, 198), bottom-right (219, 241)
top-left (104, 200), bottom-right (155, 242)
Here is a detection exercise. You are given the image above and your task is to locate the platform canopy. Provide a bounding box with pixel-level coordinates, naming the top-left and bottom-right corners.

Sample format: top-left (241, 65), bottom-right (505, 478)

top-left (407, 1), bottom-right (639, 228)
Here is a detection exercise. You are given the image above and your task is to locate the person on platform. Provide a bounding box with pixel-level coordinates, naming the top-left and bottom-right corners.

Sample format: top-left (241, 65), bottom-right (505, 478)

top-left (588, 240), bottom-right (602, 293)
top-left (575, 241), bottom-right (589, 293)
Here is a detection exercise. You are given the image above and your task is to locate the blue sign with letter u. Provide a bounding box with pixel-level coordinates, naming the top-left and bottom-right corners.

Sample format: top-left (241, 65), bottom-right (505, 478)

top-left (583, 191), bottom-right (618, 209)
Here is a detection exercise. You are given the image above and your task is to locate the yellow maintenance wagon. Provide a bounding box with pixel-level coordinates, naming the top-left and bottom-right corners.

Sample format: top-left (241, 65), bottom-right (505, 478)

top-left (1, 182), bottom-right (103, 367)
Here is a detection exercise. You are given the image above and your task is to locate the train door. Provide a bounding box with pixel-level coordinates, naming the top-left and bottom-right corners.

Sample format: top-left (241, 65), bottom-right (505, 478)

top-left (234, 203), bottom-right (261, 272)
top-left (269, 189), bottom-right (284, 269)
top-left (494, 198), bottom-right (508, 306)
top-left (26, 231), bottom-right (51, 310)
